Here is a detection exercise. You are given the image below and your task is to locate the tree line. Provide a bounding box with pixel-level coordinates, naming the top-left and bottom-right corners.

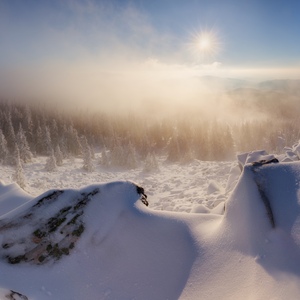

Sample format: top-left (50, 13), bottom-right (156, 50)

top-left (0, 100), bottom-right (299, 174)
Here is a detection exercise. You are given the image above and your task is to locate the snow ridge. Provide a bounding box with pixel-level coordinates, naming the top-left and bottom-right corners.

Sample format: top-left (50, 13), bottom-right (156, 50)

top-left (0, 182), bottom-right (146, 266)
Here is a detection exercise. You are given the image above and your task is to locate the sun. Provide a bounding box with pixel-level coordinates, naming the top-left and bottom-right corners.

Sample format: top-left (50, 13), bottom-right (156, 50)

top-left (199, 38), bottom-right (211, 50)
top-left (188, 28), bottom-right (221, 61)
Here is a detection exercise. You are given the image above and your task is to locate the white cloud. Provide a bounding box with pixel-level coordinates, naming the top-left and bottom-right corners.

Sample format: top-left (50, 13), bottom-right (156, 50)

top-left (200, 61), bottom-right (222, 69)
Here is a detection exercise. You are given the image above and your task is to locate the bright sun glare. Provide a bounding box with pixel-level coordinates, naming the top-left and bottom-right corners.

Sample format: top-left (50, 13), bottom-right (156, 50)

top-left (198, 37), bottom-right (211, 51)
top-left (189, 28), bottom-right (221, 61)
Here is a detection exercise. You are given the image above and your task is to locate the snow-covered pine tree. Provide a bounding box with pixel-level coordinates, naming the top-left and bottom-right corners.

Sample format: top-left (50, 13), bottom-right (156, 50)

top-left (143, 152), bottom-right (159, 172)
top-left (166, 135), bottom-right (181, 162)
top-left (54, 144), bottom-right (63, 166)
top-left (125, 142), bottom-right (138, 169)
top-left (67, 125), bottom-right (82, 156)
top-left (16, 123), bottom-right (33, 163)
top-left (0, 129), bottom-right (8, 164)
top-left (12, 147), bottom-right (26, 189)
top-left (58, 138), bottom-right (69, 159)
top-left (223, 124), bottom-right (235, 160)
top-left (81, 136), bottom-right (94, 172)
top-left (50, 119), bottom-right (59, 147)
top-left (90, 143), bottom-right (96, 159)
top-left (191, 122), bottom-right (209, 161)
top-left (110, 141), bottom-right (124, 167)
top-left (4, 112), bottom-right (16, 151)
top-left (44, 125), bottom-right (52, 156)
top-left (35, 121), bottom-right (44, 154)
top-left (45, 148), bottom-right (57, 172)
top-left (208, 122), bottom-right (234, 161)
top-left (207, 122), bottom-right (222, 160)
top-left (99, 146), bottom-right (110, 167)
top-left (23, 104), bottom-right (34, 147)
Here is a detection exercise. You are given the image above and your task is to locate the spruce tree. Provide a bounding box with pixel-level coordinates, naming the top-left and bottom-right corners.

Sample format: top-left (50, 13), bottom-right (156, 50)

top-left (99, 146), bottom-right (110, 167)
top-left (67, 125), bottom-right (82, 156)
top-left (110, 142), bottom-right (124, 167)
top-left (23, 104), bottom-right (34, 147)
top-left (4, 112), bottom-right (16, 151)
top-left (44, 125), bottom-right (52, 156)
top-left (45, 149), bottom-right (57, 172)
top-left (125, 142), bottom-right (138, 169)
top-left (35, 121), bottom-right (44, 154)
top-left (16, 123), bottom-right (33, 163)
top-left (81, 136), bottom-right (94, 172)
top-left (13, 147), bottom-right (26, 189)
top-left (54, 144), bottom-right (63, 166)
top-left (0, 129), bottom-right (8, 164)
top-left (143, 153), bottom-right (159, 172)
top-left (166, 136), bottom-right (181, 162)
top-left (50, 119), bottom-right (59, 147)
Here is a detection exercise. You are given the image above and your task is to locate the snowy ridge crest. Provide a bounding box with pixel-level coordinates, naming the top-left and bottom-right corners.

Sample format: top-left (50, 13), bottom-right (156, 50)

top-left (0, 181), bottom-right (147, 266)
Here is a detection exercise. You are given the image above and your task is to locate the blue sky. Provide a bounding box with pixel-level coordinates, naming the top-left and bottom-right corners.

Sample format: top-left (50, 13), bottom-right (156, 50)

top-left (1, 0), bottom-right (300, 68)
top-left (0, 0), bottom-right (299, 106)
top-left (137, 0), bottom-right (300, 66)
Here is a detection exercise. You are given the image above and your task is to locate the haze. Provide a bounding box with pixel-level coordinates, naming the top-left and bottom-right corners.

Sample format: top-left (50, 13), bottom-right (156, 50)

top-left (0, 0), bottom-right (300, 119)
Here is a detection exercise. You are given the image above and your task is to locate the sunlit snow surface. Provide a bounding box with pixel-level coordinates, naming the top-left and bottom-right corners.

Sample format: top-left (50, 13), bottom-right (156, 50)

top-left (1, 156), bottom-right (300, 299)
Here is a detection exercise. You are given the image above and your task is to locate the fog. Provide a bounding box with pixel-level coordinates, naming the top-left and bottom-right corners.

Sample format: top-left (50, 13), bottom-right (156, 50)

top-left (1, 0), bottom-right (300, 122)
top-left (0, 59), bottom-right (222, 114)
top-left (1, 61), bottom-right (300, 124)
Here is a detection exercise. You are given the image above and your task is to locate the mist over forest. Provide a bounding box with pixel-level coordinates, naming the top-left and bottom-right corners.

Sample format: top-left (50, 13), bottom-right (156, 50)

top-left (1, 0), bottom-right (300, 170)
top-left (0, 77), bottom-right (300, 172)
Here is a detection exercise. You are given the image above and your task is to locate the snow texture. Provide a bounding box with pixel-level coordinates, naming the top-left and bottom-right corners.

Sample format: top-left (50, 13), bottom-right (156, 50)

top-left (1, 145), bottom-right (300, 299)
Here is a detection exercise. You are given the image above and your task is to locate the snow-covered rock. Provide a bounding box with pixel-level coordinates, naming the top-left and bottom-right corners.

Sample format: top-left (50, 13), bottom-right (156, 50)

top-left (237, 150), bottom-right (277, 170)
top-left (0, 287), bottom-right (28, 299)
top-left (0, 181), bottom-right (196, 299)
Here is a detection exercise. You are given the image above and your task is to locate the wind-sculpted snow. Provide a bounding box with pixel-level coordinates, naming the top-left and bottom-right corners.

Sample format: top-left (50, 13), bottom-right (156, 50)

top-left (0, 182), bottom-right (149, 266)
top-left (0, 188), bottom-right (100, 265)
top-left (0, 182), bottom-right (33, 217)
top-left (1, 162), bottom-right (300, 299)
top-left (0, 181), bottom-right (196, 299)
top-left (223, 161), bottom-right (300, 282)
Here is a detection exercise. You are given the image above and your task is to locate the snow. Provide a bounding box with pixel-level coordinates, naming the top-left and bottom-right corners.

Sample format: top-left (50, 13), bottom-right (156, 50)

top-left (0, 156), bottom-right (233, 213)
top-left (0, 181), bottom-right (32, 217)
top-left (1, 146), bottom-right (300, 299)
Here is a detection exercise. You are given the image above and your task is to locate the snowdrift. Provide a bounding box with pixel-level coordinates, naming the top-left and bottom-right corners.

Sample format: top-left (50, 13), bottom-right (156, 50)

top-left (0, 181), bottom-right (32, 217)
top-left (1, 161), bottom-right (300, 299)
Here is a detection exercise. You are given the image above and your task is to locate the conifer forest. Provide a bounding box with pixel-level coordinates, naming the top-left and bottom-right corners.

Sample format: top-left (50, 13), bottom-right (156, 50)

top-left (0, 99), bottom-right (299, 174)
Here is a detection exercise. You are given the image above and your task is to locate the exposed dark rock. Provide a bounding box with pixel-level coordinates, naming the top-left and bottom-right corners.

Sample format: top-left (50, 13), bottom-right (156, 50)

top-left (136, 184), bottom-right (148, 206)
top-left (252, 158), bottom-right (279, 167)
top-left (5, 290), bottom-right (28, 300)
top-left (1, 188), bottom-right (100, 265)
top-left (32, 190), bottom-right (64, 208)
top-left (251, 166), bottom-right (276, 228)
top-left (1, 182), bottom-right (148, 266)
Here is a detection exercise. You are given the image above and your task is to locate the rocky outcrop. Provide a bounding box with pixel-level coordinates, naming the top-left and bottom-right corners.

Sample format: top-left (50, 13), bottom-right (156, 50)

top-left (0, 182), bottom-right (147, 266)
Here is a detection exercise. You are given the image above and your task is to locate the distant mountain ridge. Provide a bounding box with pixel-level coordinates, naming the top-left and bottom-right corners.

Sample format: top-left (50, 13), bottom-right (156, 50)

top-left (258, 79), bottom-right (300, 93)
top-left (198, 75), bottom-right (300, 93)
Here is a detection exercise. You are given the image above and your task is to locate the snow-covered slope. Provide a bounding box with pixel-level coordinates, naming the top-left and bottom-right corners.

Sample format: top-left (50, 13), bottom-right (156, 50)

top-left (0, 181), bottom-right (32, 217)
top-left (1, 160), bottom-right (300, 299)
top-left (0, 181), bottom-right (196, 299)
top-left (181, 161), bottom-right (300, 299)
